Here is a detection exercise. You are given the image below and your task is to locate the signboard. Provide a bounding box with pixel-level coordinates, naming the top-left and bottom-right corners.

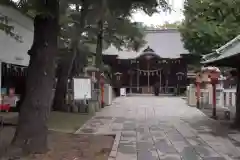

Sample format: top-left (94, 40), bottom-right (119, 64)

top-left (73, 78), bottom-right (92, 100)
top-left (120, 88), bottom-right (126, 96)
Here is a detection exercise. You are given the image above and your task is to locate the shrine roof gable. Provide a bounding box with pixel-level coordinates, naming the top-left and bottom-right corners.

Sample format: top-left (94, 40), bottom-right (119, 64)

top-left (103, 29), bottom-right (188, 59)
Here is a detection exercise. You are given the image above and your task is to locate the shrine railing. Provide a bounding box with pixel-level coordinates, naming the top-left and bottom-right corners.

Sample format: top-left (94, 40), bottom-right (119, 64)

top-left (197, 88), bottom-right (236, 111)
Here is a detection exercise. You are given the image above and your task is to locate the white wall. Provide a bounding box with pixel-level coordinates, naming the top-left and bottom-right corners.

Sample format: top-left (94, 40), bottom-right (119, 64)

top-left (0, 5), bottom-right (33, 66)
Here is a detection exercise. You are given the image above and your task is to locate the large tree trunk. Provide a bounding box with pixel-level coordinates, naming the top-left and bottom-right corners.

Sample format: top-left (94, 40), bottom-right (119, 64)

top-left (95, 19), bottom-right (104, 85)
top-left (52, 49), bottom-right (77, 111)
top-left (234, 68), bottom-right (240, 128)
top-left (11, 7), bottom-right (58, 153)
top-left (52, 1), bottom-right (88, 111)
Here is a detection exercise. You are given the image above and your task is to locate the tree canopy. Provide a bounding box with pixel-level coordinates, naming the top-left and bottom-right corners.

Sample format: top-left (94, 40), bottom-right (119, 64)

top-left (179, 0), bottom-right (240, 55)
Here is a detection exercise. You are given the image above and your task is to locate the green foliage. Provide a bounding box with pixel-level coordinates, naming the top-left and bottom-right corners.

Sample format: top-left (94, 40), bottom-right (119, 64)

top-left (180, 0), bottom-right (240, 55)
top-left (60, 0), bottom-right (155, 52)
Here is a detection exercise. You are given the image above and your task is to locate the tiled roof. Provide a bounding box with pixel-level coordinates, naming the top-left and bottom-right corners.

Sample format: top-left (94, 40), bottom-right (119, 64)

top-left (103, 29), bottom-right (188, 59)
top-left (202, 35), bottom-right (240, 64)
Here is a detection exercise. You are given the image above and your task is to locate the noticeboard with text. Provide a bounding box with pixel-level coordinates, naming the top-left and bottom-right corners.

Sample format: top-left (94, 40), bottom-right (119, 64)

top-left (73, 78), bottom-right (92, 100)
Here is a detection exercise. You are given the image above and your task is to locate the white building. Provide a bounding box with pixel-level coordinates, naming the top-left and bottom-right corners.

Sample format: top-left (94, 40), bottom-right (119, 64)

top-left (0, 5), bottom-right (33, 97)
top-left (0, 5), bottom-right (33, 66)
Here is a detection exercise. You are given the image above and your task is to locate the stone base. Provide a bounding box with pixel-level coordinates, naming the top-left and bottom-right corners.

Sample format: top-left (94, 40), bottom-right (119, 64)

top-left (95, 102), bottom-right (100, 112)
top-left (88, 101), bottom-right (96, 114)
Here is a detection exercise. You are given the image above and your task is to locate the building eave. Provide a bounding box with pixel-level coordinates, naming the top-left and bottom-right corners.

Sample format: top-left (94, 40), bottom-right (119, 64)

top-left (201, 35), bottom-right (240, 65)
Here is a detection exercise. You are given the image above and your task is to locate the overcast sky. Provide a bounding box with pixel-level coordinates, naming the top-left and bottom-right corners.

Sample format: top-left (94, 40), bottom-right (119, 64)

top-left (132, 0), bottom-right (184, 26)
top-left (11, 0), bottom-right (184, 26)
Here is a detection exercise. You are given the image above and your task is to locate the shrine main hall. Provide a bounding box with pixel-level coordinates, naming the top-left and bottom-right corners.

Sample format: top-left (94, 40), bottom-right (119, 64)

top-left (102, 29), bottom-right (190, 95)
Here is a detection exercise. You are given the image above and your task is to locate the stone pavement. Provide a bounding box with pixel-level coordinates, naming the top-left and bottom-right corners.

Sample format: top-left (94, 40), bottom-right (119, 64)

top-left (76, 96), bottom-right (240, 160)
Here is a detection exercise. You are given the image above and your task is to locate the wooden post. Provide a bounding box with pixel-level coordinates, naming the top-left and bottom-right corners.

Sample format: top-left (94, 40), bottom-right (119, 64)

top-left (233, 68), bottom-right (240, 127)
top-left (196, 73), bottom-right (201, 109)
top-left (196, 82), bottom-right (200, 109)
top-left (159, 70), bottom-right (161, 93)
top-left (0, 62), bottom-right (2, 99)
top-left (147, 62), bottom-right (150, 93)
top-left (137, 63), bottom-right (139, 92)
top-left (212, 82), bottom-right (217, 118)
top-left (100, 74), bottom-right (104, 108)
top-left (165, 74), bottom-right (168, 94)
top-left (130, 71), bottom-right (132, 94)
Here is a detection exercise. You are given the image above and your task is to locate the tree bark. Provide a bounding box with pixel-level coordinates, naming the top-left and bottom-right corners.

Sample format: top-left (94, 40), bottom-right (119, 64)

top-left (95, 19), bottom-right (104, 88)
top-left (52, 1), bottom-right (88, 111)
top-left (234, 68), bottom-right (240, 128)
top-left (52, 48), bottom-right (77, 111)
top-left (11, 4), bottom-right (59, 153)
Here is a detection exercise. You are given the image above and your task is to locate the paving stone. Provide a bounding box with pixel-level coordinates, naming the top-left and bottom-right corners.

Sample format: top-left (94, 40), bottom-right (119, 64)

top-left (202, 157), bottom-right (226, 160)
top-left (118, 143), bottom-right (137, 154)
top-left (120, 139), bottom-right (136, 145)
top-left (151, 131), bottom-right (165, 138)
top-left (77, 96), bottom-right (240, 160)
top-left (159, 154), bottom-right (182, 160)
top-left (137, 150), bottom-right (159, 160)
top-left (137, 141), bottom-right (155, 151)
top-left (171, 141), bottom-right (190, 153)
top-left (166, 132), bottom-right (186, 142)
top-left (123, 123), bottom-right (137, 131)
top-left (186, 137), bottom-right (207, 146)
top-left (137, 134), bottom-right (153, 142)
top-left (116, 152), bottom-right (137, 160)
top-left (154, 139), bottom-right (177, 154)
top-left (121, 135), bottom-right (136, 141)
top-left (180, 147), bottom-right (202, 160)
top-left (174, 122), bottom-right (196, 138)
top-left (193, 145), bottom-right (220, 157)
top-left (122, 131), bottom-right (136, 137)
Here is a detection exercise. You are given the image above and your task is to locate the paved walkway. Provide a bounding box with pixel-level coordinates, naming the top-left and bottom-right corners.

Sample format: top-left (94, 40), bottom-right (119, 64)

top-left (76, 96), bottom-right (240, 160)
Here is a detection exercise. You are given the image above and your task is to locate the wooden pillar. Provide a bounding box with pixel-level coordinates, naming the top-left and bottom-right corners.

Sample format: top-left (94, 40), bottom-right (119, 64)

top-left (130, 71), bottom-right (132, 94)
top-left (159, 70), bottom-right (162, 93)
top-left (137, 63), bottom-right (139, 92)
top-left (165, 72), bottom-right (168, 93)
top-left (234, 68), bottom-right (240, 127)
top-left (0, 62), bottom-right (2, 98)
top-left (147, 61), bottom-right (150, 92)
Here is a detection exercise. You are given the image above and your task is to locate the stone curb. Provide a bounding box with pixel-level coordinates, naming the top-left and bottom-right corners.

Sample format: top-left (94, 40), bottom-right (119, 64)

top-left (108, 132), bottom-right (121, 160)
top-left (74, 115), bottom-right (96, 134)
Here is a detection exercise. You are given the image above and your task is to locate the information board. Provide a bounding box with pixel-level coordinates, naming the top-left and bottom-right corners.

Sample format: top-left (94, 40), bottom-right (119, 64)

top-left (120, 88), bottom-right (126, 96)
top-left (73, 78), bottom-right (91, 100)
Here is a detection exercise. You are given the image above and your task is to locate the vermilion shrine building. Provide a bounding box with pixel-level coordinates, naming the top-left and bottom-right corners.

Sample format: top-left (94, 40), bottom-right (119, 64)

top-left (102, 29), bottom-right (189, 95)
